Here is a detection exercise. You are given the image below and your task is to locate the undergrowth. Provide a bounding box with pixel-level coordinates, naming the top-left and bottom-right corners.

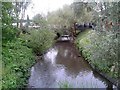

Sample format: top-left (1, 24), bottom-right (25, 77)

top-left (76, 29), bottom-right (119, 79)
top-left (2, 38), bottom-right (35, 88)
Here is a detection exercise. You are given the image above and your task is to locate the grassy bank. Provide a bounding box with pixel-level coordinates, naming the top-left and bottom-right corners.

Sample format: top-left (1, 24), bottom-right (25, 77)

top-left (75, 29), bottom-right (119, 80)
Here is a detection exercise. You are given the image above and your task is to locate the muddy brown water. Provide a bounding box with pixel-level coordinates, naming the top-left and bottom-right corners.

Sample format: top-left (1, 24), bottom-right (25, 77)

top-left (28, 41), bottom-right (116, 88)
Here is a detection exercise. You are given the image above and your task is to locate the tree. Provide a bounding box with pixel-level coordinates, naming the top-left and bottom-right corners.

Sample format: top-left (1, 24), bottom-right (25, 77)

top-left (47, 4), bottom-right (75, 34)
top-left (13, 0), bottom-right (31, 28)
top-left (2, 2), bottom-right (17, 42)
top-left (32, 14), bottom-right (47, 28)
top-left (72, 1), bottom-right (95, 23)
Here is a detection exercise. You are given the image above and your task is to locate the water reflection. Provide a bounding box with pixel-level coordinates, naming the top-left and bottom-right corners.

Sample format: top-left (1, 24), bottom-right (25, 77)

top-left (28, 42), bottom-right (114, 88)
top-left (29, 61), bottom-right (58, 88)
top-left (44, 48), bottom-right (58, 64)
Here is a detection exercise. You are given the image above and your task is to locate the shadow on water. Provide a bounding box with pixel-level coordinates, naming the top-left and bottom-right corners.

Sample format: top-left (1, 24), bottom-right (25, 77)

top-left (28, 41), bottom-right (116, 88)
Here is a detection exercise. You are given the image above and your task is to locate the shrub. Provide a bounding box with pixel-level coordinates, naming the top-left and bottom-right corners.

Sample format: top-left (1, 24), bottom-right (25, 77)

top-left (2, 38), bottom-right (35, 88)
top-left (22, 29), bottom-right (56, 55)
top-left (76, 30), bottom-right (119, 78)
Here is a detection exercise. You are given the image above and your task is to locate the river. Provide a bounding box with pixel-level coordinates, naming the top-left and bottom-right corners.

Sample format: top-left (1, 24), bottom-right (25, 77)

top-left (28, 41), bottom-right (116, 88)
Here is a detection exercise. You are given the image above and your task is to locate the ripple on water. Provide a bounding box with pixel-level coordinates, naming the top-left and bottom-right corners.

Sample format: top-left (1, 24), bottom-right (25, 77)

top-left (28, 42), bottom-right (115, 88)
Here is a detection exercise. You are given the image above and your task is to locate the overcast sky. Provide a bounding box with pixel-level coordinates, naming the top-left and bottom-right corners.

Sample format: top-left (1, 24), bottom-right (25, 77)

top-left (25, 0), bottom-right (73, 19)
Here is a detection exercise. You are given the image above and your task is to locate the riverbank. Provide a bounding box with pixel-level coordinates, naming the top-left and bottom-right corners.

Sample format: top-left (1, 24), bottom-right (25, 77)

top-left (2, 38), bottom-right (35, 88)
top-left (75, 29), bottom-right (119, 88)
top-left (2, 28), bottom-right (56, 88)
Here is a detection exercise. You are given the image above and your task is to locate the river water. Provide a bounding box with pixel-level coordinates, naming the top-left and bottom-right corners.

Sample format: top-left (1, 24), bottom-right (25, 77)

top-left (28, 41), bottom-right (116, 88)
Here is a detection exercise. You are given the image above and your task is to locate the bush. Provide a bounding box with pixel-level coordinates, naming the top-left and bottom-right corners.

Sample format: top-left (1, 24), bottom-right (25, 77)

top-left (76, 30), bottom-right (119, 78)
top-left (2, 38), bottom-right (35, 88)
top-left (22, 29), bottom-right (56, 55)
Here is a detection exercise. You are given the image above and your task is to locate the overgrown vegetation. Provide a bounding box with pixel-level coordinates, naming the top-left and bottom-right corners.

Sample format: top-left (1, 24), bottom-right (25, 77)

top-left (21, 29), bottom-right (56, 55)
top-left (2, 38), bottom-right (35, 88)
top-left (2, 2), bottom-right (35, 88)
top-left (75, 1), bottom-right (119, 81)
top-left (76, 30), bottom-right (119, 78)
top-left (2, 0), bottom-right (120, 88)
